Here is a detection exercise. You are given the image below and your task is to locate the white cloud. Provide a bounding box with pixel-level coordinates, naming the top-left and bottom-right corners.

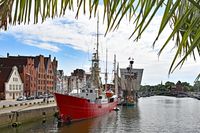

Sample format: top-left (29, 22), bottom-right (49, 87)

top-left (24, 40), bottom-right (61, 52)
top-left (1, 4), bottom-right (200, 85)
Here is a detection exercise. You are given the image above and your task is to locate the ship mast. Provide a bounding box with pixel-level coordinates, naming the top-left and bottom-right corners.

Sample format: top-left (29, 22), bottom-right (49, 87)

top-left (91, 14), bottom-right (100, 88)
top-left (114, 54), bottom-right (118, 96)
top-left (105, 49), bottom-right (108, 90)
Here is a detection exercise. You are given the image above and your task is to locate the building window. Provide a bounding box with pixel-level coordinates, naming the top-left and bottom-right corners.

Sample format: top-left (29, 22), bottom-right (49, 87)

top-left (13, 85), bottom-right (15, 90)
top-left (16, 85), bottom-right (18, 90)
top-left (9, 85), bottom-right (12, 90)
top-left (9, 93), bottom-right (12, 96)
top-left (13, 78), bottom-right (18, 82)
top-left (19, 85), bottom-right (21, 90)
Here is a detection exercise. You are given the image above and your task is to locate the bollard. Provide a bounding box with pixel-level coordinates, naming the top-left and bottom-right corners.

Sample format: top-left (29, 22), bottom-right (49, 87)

top-left (42, 112), bottom-right (46, 123)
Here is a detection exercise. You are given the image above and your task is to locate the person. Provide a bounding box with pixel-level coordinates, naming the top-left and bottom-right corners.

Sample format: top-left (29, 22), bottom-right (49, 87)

top-left (43, 97), bottom-right (46, 103)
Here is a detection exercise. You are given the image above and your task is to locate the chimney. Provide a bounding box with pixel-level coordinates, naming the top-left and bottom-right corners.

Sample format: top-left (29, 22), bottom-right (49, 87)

top-left (7, 53), bottom-right (9, 58)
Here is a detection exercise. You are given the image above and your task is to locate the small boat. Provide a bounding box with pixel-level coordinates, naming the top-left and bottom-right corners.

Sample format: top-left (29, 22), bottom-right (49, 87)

top-left (54, 16), bottom-right (118, 123)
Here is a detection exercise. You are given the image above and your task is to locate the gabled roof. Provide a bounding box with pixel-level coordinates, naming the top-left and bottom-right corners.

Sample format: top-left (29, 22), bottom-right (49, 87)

top-left (0, 57), bottom-right (27, 73)
top-left (34, 56), bottom-right (40, 69)
top-left (44, 57), bottom-right (51, 71)
top-left (0, 67), bottom-right (12, 91)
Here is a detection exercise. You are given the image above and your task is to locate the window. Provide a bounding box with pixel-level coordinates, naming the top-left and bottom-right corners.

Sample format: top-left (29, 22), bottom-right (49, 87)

top-left (13, 77), bottom-right (18, 82)
top-left (9, 93), bottom-right (12, 96)
top-left (16, 85), bottom-right (18, 90)
top-left (13, 85), bottom-right (15, 90)
top-left (9, 85), bottom-right (12, 90)
top-left (19, 85), bottom-right (21, 90)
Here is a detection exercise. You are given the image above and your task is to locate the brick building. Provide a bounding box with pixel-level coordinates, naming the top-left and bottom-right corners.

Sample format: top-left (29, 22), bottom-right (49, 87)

top-left (0, 54), bottom-right (57, 98)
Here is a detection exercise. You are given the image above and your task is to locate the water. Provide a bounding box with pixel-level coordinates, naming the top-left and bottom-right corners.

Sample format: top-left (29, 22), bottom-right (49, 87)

top-left (1, 96), bottom-right (200, 133)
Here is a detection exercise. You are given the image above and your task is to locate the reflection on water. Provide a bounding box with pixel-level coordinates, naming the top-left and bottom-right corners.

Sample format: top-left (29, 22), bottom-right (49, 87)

top-left (1, 96), bottom-right (200, 133)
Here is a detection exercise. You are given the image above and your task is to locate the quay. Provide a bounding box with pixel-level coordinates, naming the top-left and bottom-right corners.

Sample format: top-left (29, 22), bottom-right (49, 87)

top-left (0, 98), bottom-right (57, 128)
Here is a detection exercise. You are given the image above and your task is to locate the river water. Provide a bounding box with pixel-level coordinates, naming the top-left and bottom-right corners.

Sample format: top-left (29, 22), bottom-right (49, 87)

top-left (2, 96), bottom-right (200, 133)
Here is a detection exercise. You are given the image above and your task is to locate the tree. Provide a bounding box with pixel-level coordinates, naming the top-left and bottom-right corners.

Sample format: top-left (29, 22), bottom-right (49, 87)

top-left (165, 81), bottom-right (175, 89)
top-left (181, 81), bottom-right (192, 91)
top-left (193, 80), bottom-right (200, 91)
top-left (0, 0), bottom-right (199, 79)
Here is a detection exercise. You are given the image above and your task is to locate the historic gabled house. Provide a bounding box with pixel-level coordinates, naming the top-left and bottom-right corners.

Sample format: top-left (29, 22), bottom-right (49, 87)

top-left (0, 66), bottom-right (24, 100)
top-left (0, 54), bottom-right (57, 98)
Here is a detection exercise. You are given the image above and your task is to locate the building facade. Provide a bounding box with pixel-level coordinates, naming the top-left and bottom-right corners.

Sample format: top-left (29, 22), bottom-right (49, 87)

top-left (0, 66), bottom-right (24, 100)
top-left (62, 69), bottom-right (88, 94)
top-left (5, 66), bottom-right (24, 100)
top-left (56, 70), bottom-right (64, 93)
top-left (0, 54), bottom-right (57, 98)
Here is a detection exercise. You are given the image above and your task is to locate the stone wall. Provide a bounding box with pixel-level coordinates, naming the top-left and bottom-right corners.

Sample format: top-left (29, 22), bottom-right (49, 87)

top-left (0, 106), bottom-right (57, 128)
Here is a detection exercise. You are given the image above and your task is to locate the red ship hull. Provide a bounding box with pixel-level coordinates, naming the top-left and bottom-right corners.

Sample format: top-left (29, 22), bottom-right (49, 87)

top-left (54, 93), bottom-right (118, 122)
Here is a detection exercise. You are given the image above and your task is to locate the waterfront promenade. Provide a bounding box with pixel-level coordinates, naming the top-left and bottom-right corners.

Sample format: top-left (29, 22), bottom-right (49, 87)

top-left (0, 98), bottom-right (57, 127)
top-left (0, 98), bottom-right (56, 114)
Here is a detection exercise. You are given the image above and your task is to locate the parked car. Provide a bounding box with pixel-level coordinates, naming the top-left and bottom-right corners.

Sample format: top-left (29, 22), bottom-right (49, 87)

top-left (16, 96), bottom-right (26, 101)
top-left (36, 95), bottom-right (44, 99)
top-left (27, 96), bottom-right (35, 100)
top-left (48, 94), bottom-right (54, 98)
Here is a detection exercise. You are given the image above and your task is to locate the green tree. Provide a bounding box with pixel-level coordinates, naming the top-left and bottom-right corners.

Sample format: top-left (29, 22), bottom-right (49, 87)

top-left (0, 0), bottom-right (199, 78)
top-left (193, 81), bottom-right (200, 91)
top-left (165, 81), bottom-right (175, 89)
top-left (181, 81), bottom-right (192, 91)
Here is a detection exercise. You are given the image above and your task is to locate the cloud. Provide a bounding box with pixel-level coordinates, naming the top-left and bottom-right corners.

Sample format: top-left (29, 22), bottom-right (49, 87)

top-left (1, 4), bottom-right (199, 85)
top-left (24, 39), bottom-right (61, 52)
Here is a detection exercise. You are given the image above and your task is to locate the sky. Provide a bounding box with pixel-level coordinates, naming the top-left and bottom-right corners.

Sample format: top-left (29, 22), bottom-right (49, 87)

top-left (0, 3), bottom-right (199, 85)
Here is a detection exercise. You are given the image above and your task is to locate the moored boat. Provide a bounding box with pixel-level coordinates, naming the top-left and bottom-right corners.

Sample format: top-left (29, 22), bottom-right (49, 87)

top-left (54, 16), bottom-right (118, 123)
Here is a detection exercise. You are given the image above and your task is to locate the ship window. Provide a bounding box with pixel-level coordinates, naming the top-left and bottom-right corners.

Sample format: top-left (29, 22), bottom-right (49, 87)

top-left (82, 90), bottom-right (85, 93)
top-left (86, 93), bottom-right (88, 96)
top-left (109, 98), bottom-right (114, 103)
top-left (99, 96), bottom-right (102, 99)
top-left (90, 90), bottom-right (93, 93)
